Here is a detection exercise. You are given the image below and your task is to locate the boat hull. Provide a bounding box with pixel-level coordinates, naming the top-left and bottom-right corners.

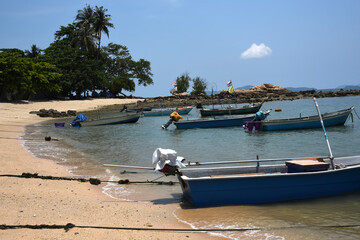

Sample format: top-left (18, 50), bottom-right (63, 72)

top-left (81, 113), bottom-right (141, 127)
top-left (261, 107), bottom-right (352, 131)
top-left (200, 104), bottom-right (262, 117)
top-left (178, 156), bottom-right (360, 207)
top-left (143, 107), bottom-right (193, 117)
top-left (174, 114), bottom-right (255, 129)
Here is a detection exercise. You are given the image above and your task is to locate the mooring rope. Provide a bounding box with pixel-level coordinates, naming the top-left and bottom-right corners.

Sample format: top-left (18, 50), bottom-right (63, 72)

top-left (353, 108), bottom-right (360, 120)
top-left (0, 173), bottom-right (177, 185)
top-left (0, 223), bottom-right (359, 232)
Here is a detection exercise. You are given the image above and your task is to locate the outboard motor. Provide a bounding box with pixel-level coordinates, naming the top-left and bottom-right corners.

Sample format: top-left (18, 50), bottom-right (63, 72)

top-left (254, 110), bottom-right (267, 121)
top-left (162, 111), bottom-right (183, 129)
top-left (152, 148), bottom-right (185, 175)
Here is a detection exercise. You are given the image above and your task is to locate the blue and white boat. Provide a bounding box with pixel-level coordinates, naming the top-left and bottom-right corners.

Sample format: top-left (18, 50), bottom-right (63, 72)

top-left (174, 110), bottom-right (270, 129)
top-left (176, 155), bottom-right (360, 207)
top-left (245, 107), bottom-right (354, 131)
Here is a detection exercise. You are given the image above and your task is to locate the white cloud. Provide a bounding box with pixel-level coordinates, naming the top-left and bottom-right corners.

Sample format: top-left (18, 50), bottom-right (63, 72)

top-left (241, 43), bottom-right (272, 59)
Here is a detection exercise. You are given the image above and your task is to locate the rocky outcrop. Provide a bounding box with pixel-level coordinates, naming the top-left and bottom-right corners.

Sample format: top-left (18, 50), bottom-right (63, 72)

top-left (29, 109), bottom-right (77, 118)
top-left (136, 83), bottom-right (360, 109)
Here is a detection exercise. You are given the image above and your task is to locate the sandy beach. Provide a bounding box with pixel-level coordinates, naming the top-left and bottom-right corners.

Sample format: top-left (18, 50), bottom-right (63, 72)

top-left (0, 99), bottom-right (223, 240)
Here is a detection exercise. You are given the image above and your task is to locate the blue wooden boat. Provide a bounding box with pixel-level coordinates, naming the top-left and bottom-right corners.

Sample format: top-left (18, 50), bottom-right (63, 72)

top-left (143, 106), bottom-right (193, 117)
top-left (176, 155), bottom-right (360, 207)
top-left (174, 110), bottom-right (271, 129)
top-left (245, 107), bottom-right (353, 131)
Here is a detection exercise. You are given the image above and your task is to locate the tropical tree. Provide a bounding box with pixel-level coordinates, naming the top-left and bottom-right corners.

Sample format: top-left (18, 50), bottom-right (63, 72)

top-left (176, 73), bottom-right (191, 93)
top-left (75, 4), bottom-right (94, 28)
top-left (0, 50), bottom-right (61, 100)
top-left (25, 44), bottom-right (42, 58)
top-left (74, 5), bottom-right (97, 56)
top-left (191, 76), bottom-right (207, 95)
top-left (93, 6), bottom-right (114, 54)
top-left (103, 43), bottom-right (153, 96)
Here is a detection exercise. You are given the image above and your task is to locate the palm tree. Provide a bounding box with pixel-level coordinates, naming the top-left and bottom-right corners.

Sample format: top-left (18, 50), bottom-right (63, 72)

top-left (54, 24), bottom-right (76, 41)
top-left (75, 24), bottom-right (97, 54)
top-left (25, 44), bottom-right (42, 58)
top-left (75, 5), bottom-right (97, 55)
top-left (75, 4), bottom-right (94, 28)
top-left (93, 6), bottom-right (114, 51)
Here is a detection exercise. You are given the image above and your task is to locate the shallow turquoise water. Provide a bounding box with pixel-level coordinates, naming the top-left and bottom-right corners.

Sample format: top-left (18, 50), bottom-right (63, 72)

top-left (24, 96), bottom-right (360, 239)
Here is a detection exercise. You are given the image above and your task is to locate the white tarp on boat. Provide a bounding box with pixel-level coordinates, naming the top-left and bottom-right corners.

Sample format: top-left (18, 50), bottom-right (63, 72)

top-left (152, 148), bottom-right (185, 171)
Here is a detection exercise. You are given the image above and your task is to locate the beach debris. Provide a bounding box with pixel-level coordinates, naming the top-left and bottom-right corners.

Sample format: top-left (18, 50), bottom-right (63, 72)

top-left (54, 122), bottom-right (65, 127)
top-left (44, 136), bottom-right (59, 141)
top-left (89, 178), bottom-right (101, 185)
top-left (118, 179), bottom-right (130, 184)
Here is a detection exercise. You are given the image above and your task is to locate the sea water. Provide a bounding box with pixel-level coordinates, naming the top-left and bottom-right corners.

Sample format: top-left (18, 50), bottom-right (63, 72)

top-left (23, 96), bottom-right (360, 239)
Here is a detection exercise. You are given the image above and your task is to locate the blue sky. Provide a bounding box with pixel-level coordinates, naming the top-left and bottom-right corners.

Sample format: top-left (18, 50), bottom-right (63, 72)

top-left (1, 0), bottom-right (359, 97)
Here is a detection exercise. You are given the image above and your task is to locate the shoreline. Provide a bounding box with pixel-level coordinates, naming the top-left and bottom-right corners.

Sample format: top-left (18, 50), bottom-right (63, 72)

top-left (0, 99), bottom-right (224, 240)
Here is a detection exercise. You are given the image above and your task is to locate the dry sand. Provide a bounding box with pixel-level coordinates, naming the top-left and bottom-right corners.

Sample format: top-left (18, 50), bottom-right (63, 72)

top-left (0, 99), bottom-right (224, 240)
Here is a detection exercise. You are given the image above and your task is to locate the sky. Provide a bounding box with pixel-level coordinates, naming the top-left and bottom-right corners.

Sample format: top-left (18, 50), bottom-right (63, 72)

top-left (1, 0), bottom-right (360, 97)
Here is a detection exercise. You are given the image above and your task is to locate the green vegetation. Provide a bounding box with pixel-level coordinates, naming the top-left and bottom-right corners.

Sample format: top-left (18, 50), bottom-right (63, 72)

top-left (172, 73), bottom-right (207, 96)
top-left (191, 76), bottom-right (207, 95)
top-left (0, 49), bottom-right (61, 100)
top-left (175, 73), bottom-right (191, 93)
top-left (0, 4), bottom-right (153, 101)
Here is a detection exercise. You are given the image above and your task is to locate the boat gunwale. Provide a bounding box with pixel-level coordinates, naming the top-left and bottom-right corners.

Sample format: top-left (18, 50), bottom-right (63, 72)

top-left (180, 163), bottom-right (360, 181)
top-left (179, 155), bottom-right (360, 181)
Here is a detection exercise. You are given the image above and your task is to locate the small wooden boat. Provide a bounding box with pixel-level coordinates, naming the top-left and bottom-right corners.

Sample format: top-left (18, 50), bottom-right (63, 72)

top-left (174, 110), bottom-right (271, 129)
top-left (245, 107), bottom-right (354, 131)
top-left (176, 155), bottom-right (360, 207)
top-left (143, 106), bottom-right (193, 117)
top-left (200, 102), bottom-right (263, 117)
top-left (72, 112), bottom-right (141, 127)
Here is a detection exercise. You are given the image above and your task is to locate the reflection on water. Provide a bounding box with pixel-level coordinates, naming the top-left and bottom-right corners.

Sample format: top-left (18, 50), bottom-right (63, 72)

top-left (24, 96), bottom-right (360, 239)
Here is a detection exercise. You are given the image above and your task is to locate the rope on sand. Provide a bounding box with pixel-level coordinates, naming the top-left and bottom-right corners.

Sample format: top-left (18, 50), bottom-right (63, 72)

top-left (0, 223), bottom-right (359, 232)
top-left (0, 173), bottom-right (177, 185)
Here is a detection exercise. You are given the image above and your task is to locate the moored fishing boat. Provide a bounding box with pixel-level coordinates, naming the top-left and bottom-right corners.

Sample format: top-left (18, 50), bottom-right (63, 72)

top-left (245, 107), bottom-right (354, 131)
top-left (174, 110), bottom-right (271, 129)
top-left (71, 112), bottom-right (141, 127)
top-left (174, 155), bottom-right (360, 207)
top-left (143, 106), bottom-right (193, 117)
top-left (200, 102), bottom-right (263, 117)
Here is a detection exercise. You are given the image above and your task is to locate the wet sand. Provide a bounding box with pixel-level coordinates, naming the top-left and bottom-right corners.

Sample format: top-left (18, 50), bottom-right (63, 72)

top-left (0, 99), bottom-right (224, 240)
